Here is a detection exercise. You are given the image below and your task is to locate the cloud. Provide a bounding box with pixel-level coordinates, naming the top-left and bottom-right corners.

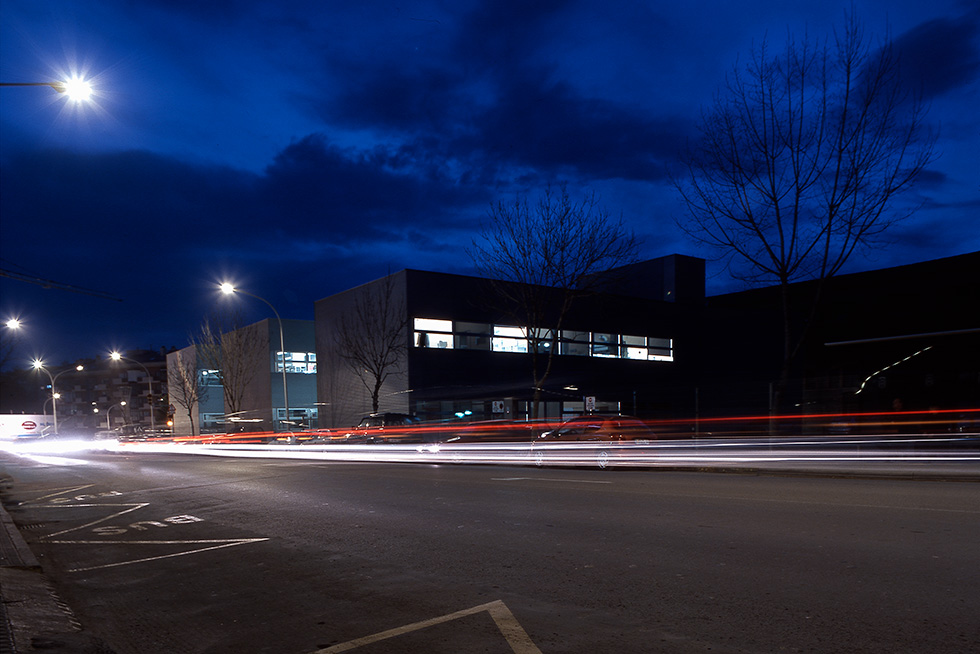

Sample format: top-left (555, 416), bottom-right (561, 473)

top-left (892, 11), bottom-right (980, 99)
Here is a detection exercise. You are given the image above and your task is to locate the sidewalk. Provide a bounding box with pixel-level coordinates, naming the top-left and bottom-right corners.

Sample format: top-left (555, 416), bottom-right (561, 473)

top-left (0, 501), bottom-right (114, 653)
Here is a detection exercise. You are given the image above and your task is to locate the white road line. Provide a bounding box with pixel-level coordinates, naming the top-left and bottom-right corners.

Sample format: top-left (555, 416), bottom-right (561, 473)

top-left (314, 599), bottom-right (542, 654)
top-left (35, 503), bottom-right (150, 539)
top-left (492, 477), bottom-right (612, 484)
top-left (58, 538), bottom-right (271, 573)
top-left (27, 484), bottom-right (96, 502)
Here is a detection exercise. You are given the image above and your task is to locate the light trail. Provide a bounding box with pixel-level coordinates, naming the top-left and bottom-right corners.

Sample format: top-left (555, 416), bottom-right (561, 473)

top-left (2, 434), bottom-right (977, 471)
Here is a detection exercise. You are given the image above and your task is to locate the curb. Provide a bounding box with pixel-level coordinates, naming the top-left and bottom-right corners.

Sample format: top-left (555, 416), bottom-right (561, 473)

top-left (1, 500), bottom-right (116, 653)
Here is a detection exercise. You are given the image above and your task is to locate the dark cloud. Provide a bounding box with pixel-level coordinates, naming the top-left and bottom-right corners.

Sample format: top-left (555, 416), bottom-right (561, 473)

top-left (892, 12), bottom-right (980, 99)
top-left (2, 0), bottom-right (976, 364)
top-left (321, 1), bottom-right (691, 184)
top-left (463, 74), bottom-right (691, 181)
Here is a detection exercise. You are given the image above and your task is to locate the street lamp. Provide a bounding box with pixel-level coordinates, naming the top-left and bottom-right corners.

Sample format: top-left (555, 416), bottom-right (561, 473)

top-left (220, 283), bottom-right (290, 431)
top-left (31, 360), bottom-right (84, 434)
top-left (106, 401), bottom-right (127, 430)
top-left (109, 352), bottom-right (156, 433)
top-left (1, 77), bottom-right (93, 102)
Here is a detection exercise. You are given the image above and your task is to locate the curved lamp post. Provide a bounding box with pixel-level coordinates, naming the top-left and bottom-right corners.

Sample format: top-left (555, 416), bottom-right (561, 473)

top-left (220, 283), bottom-right (290, 431)
top-left (31, 361), bottom-right (84, 434)
top-left (109, 352), bottom-right (156, 433)
top-left (106, 401), bottom-right (127, 430)
top-left (1, 78), bottom-right (93, 102)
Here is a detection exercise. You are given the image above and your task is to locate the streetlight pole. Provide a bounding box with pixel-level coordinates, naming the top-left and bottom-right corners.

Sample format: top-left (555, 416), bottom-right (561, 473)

top-left (220, 283), bottom-right (290, 432)
top-left (106, 401), bottom-right (127, 430)
top-left (1, 78), bottom-right (93, 101)
top-left (31, 361), bottom-right (84, 434)
top-left (109, 352), bottom-right (156, 433)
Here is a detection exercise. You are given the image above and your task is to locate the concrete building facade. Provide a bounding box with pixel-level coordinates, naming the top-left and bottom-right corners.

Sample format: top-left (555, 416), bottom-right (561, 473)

top-left (167, 319), bottom-right (316, 434)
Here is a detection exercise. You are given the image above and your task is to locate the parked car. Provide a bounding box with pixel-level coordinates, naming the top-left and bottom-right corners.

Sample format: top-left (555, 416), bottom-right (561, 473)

top-left (532, 415), bottom-right (657, 468)
top-left (342, 413), bottom-right (422, 443)
top-left (418, 419), bottom-right (551, 463)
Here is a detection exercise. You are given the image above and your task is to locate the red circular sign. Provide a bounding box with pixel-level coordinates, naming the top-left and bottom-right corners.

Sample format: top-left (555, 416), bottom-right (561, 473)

top-left (21, 420), bottom-right (37, 430)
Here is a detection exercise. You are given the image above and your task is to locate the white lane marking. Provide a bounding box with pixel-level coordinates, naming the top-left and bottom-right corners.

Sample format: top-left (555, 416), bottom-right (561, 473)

top-left (28, 484), bottom-right (96, 502)
top-left (50, 538), bottom-right (271, 572)
top-left (36, 503), bottom-right (150, 539)
top-left (314, 599), bottom-right (542, 654)
top-left (492, 477), bottom-right (612, 484)
top-left (21, 492), bottom-right (272, 572)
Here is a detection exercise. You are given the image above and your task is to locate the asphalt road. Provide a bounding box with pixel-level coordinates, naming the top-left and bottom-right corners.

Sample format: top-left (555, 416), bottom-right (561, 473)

top-left (1, 450), bottom-right (978, 653)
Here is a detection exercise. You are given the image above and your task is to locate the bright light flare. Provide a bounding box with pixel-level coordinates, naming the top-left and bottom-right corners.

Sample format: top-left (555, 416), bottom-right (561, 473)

top-left (56, 76), bottom-right (93, 102)
top-left (219, 283), bottom-right (236, 295)
top-left (4, 318), bottom-right (21, 330)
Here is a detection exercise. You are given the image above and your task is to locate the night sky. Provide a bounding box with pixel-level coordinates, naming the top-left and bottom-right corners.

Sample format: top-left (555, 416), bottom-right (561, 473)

top-left (2, 0), bottom-right (978, 366)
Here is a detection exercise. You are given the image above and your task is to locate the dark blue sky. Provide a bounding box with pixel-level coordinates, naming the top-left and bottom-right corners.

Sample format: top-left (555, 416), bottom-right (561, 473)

top-left (2, 0), bottom-right (978, 366)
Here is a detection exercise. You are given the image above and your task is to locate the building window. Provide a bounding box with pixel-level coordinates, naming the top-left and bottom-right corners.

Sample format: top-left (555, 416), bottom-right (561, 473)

top-left (277, 352), bottom-right (317, 373)
top-left (648, 337), bottom-right (673, 361)
top-left (620, 335), bottom-right (646, 360)
top-left (454, 322), bottom-right (491, 350)
top-left (414, 318), bottom-right (454, 349)
top-left (198, 369), bottom-right (222, 386)
top-left (592, 333), bottom-right (617, 358)
top-left (412, 318), bottom-right (673, 362)
top-left (561, 331), bottom-right (591, 356)
top-left (492, 326), bottom-right (528, 353)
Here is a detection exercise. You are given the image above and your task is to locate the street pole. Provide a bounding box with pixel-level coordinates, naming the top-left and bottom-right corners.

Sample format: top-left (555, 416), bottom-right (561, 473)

top-left (109, 353), bottom-right (156, 433)
top-left (220, 285), bottom-right (290, 431)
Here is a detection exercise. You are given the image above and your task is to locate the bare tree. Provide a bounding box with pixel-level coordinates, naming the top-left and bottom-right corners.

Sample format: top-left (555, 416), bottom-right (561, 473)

top-left (334, 273), bottom-right (407, 415)
top-left (168, 350), bottom-right (205, 436)
top-left (675, 13), bottom-right (935, 411)
top-left (195, 311), bottom-right (265, 427)
top-left (470, 184), bottom-right (639, 418)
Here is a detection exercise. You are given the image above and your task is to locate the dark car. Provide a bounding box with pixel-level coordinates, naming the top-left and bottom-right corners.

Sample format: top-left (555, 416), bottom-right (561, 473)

top-left (342, 413), bottom-right (422, 443)
top-left (532, 415), bottom-right (656, 468)
top-left (418, 419), bottom-right (552, 463)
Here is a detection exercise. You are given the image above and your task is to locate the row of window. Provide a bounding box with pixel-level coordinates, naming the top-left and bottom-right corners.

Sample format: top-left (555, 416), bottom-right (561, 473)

top-left (198, 351), bottom-right (317, 385)
top-left (413, 319), bottom-right (673, 361)
top-left (276, 351), bottom-right (317, 374)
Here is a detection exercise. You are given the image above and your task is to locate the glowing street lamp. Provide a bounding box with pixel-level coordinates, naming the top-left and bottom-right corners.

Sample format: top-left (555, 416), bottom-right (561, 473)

top-left (220, 283), bottom-right (290, 431)
top-left (109, 352), bottom-right (156, 433)
top-left (31, 360), bottom-right (84, 434)
top-left (0, 77), bottom-right (93, 102)
top-left (106, 401), bottom-right (127, 430)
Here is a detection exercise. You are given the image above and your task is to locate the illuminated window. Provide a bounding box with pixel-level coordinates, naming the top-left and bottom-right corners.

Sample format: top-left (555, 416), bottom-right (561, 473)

top-left (621, 335), bottom-right (648, 360)
top-left (414, 318), bottom-right (454, 349)
top-left (492, 326), bottom-right (528, 353)
top-left (411, 318), bottom-right (672, 362)
top-left (592, 333), bottom-right (617, 358)
top-left (277, 352), bottom-right (317, 373)
top-left (198, 369), bottom-right (222, 386)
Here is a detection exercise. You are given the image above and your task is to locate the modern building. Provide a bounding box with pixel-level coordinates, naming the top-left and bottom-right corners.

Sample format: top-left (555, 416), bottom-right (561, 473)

top-left (159, 251), bottom-right (976, 436)
top-left (314, 255), bottom-right (707, 428)
top-left (702, 251), bottom-right (980, 418)
top-left (167, 319), bottom-right (316, 434)
top-left (313, 251), bottom-right (978, 430)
